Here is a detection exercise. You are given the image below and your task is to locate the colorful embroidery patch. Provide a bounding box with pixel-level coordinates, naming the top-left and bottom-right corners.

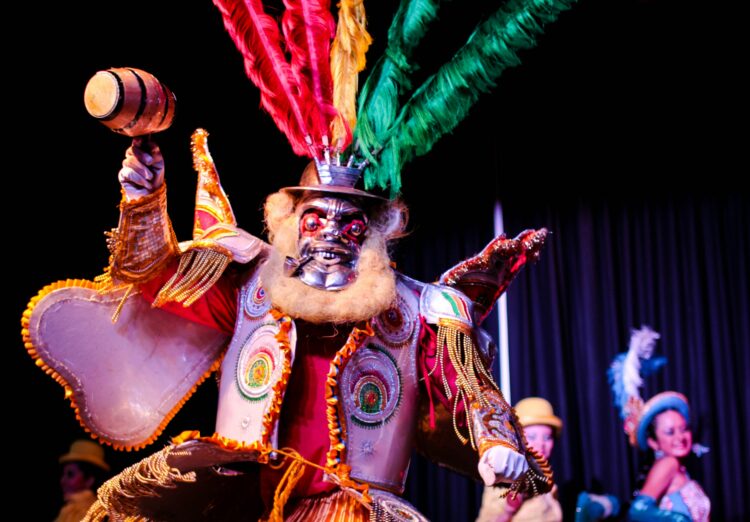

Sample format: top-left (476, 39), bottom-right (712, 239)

top-left (440, 290), bottom-right (471, 321)
top-left (356, 377), bottom-right (386, 414)
top-left (341, 346), bottom-right (401, 428)
top-left (244, 279), bottom-right (270, 318)
top-left (372, 295), bottom-right (415, 348)
top-left (235, 324), bottom-right (281, 401)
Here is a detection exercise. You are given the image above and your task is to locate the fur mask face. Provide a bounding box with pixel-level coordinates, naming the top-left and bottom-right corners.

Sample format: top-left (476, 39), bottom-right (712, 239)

top-left (284, 195), bottom-right (369, 291)
top-left (262, 190), bottom-right (405, 323)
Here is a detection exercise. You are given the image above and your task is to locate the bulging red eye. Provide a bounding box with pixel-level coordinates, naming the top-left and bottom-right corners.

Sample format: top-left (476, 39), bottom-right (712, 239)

top-left (349, 221), bottom-right (364, 236)
top-left (302, 214), bottom-right (321, 233)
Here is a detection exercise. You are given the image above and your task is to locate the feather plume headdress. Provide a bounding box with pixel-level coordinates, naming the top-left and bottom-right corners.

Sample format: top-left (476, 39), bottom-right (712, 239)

top-left (608, 326), bottom-right (707, 454)
top-left (211, 0), bottom-right (577, 197)
top-left (607, 326), bottom-right (667, 446)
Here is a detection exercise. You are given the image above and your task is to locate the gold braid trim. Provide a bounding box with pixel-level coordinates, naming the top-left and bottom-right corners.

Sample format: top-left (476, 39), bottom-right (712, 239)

top-left (153, 245), bottom-right (232, 307)
top-left (267, 451), bottom-right (306, 522)
top-left (171, 430), bottom-right (265, 453)
top-left (325, 322), bottom-right (375, 471)
top-left (436, 319), bottom-right (499, 448)
top-left (108, 183), bottom-right (180, 283)
top-left (94, 445), bottom-right (198, 519)
top-left (261, 310), bottom-right (295, 456)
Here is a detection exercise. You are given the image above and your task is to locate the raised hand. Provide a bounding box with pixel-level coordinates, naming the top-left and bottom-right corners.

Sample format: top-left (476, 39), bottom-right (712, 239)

top-left (118, 137), bottom-right (165, 200)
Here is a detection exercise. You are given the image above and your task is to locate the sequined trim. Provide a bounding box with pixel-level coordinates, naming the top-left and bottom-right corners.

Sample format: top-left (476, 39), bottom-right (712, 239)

top-left (372, 295), bottom-right (415, 349)
top-left (234, 322), bottom-right (283, 402)
top-left (244, 277), bottom-right (271, 318)
top-left (341, 345), bottom-right (402, 429)
top-left (108, 183), bottom-right (180, 283)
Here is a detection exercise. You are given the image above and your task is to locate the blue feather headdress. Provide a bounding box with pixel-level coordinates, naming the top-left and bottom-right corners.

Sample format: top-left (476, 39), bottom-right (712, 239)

top-left (608, 326), bottom-right (708, 455)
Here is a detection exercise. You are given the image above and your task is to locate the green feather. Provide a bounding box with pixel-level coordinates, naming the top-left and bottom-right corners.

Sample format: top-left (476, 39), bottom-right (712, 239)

top-left (355, 0), bottom-right (442, 194)
top-left (372, 0), bottom-right (577, 196)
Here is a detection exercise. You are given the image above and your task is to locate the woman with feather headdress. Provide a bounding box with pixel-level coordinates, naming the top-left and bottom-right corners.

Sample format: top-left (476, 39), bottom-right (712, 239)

top-left (608, 326), bottom-right (710, 522)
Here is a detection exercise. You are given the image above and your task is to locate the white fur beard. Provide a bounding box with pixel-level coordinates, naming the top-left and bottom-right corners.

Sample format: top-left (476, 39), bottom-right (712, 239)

top-left (259, 217), bottom-right (397, 323)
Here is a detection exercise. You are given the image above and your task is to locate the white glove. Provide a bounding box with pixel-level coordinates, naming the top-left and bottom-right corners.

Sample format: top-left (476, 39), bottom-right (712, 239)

top-left (118, 137), bottom-right (165, 201)
top-left (477, 445), bottom-right (529, 486)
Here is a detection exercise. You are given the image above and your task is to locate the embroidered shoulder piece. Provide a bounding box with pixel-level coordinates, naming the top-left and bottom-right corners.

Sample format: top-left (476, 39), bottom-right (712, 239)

top-left (419, 283), bottom-right (474, 329)
top-left (154, 129), bottom-right (268, 307)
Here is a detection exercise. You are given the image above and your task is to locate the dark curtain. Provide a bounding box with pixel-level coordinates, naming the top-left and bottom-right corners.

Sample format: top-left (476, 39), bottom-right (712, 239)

top-left (397, 190), bottom-right (749, 522)
top-left (502, 192), bottom-right (749, 521)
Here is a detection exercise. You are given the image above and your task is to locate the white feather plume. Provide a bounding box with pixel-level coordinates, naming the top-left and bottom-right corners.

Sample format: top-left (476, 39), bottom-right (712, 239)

top-left (622, 326), bottom-right (660, 401)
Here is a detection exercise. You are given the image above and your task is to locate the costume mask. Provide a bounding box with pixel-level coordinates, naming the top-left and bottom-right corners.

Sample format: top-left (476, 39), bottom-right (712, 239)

top-left (285, 195), bottom-right (368, 290)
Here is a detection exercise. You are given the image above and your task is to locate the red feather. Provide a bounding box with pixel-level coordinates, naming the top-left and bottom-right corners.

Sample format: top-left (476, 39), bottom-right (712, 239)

top-left (282, 0), bottom-right (337, 148)
top-left (213, 0), bottom-right (313, 156)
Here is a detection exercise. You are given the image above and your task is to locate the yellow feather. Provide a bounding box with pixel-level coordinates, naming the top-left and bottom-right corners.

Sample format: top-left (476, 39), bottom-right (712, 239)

top-left (330, 0), bottom-right (372, 147)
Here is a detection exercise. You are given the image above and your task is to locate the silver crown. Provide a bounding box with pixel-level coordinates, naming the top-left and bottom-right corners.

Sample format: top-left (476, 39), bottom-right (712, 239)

top-left (281, 150), bottom-right (382, 200)
top-left (314, 156), bottom-right (366, 189)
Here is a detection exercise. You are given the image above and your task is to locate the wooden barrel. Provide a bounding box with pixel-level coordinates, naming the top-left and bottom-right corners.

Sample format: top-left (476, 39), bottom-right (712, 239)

top-left (83, 67), bottom-right (176, 136)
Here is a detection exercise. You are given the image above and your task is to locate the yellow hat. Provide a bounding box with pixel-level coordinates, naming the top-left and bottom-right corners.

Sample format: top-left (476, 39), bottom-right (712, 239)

top-left (59, 439), bottom-right (110, 471)
top-left (514, 397), bottom-right (563, 436)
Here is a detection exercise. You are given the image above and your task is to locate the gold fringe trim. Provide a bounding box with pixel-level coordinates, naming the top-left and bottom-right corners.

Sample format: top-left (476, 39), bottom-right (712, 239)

top-left (22, 279), bottom-right (105, 443)
top-left (324, 322), bottom-right (374, 470)
top-left (21, 278), bottom-right (224, 451)
top-left (93, 267), bottom-right (115, 291)
top-left (109, 283), bottom-right (135, 323)
top-left (95, 445), bottom-right (198, 519)
top-left (153, 247), bottom-right (231, 307)
top-left (92, 268), bottom-right (138, 324)
top-left (81, 499), bottom-right (108, 522)
top-left (436, 320), bottom-right (499, 449)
